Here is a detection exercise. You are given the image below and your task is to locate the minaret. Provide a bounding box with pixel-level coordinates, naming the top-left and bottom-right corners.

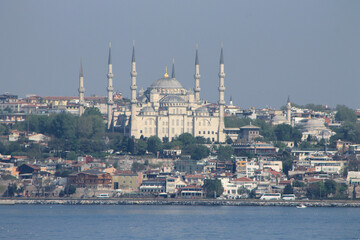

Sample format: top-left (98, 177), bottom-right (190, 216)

top-left (78, 61), bottom-right (85, 116)
top-left (130, 42), bottom-right (138, 137)
top-left (107, 42), bottom-right (114, 129)
top-left (171, 59), bottom-right (175, 78)
top-left (229, 96), bottom-right (233, 106)
top-left (286, 96), bottom-right (291, 125)
top-left (194, 45), bottom-right (201, 102)
top-left (218, 46), bottom-right (226, 142)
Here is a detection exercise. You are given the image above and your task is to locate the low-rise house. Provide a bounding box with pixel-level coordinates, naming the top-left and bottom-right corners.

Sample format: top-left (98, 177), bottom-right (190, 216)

top-left (28, 133), bottom-right (50, 142)
top-left (231, 177), bottom-right (257, 191)
top-left (68, 169), bottom-right (112, 189)
top-left (139, 179), bottom-right (166, 194)
top-left (179, 185), bottom-right (204, 198)
top-left (112, 171), bottom-right (141, 191)
top-left (347, 171), bottom-right (360, 185)
top-left (184, 174), bottom-right (205, 186)
top-left (259, 158), bottom-right (283, 172)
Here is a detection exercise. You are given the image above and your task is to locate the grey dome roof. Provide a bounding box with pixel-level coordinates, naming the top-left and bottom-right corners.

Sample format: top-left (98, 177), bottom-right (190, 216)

top-left (303, 119), bottom-right (325, 130)
top-left (160, 95), bottom-right (185, 103)
top-left (195, 107), bottom-right (209, 113)
top-left (272, 115), bottom-right (287, 122)
top-left (141, 106), bottom-right (155, 112)
top-left (150, 77), bottom-right (183, 89)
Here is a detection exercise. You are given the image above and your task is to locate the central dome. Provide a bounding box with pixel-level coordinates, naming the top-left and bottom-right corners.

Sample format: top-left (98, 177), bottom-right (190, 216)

top-left (150, 77), bottom-right (183, 89)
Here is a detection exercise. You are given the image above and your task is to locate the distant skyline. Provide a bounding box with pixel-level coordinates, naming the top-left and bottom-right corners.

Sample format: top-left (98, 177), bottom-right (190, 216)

top-left (1, 0), bottom-right (360, 109)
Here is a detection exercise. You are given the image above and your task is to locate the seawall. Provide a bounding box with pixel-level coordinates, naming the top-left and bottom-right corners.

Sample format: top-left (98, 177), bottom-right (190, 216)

top-left (2, 198), bottom-right (360, 207)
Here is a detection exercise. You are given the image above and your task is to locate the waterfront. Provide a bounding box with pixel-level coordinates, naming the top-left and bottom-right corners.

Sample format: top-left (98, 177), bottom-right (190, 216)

top-left (1, 205), bottom-right (359, 240)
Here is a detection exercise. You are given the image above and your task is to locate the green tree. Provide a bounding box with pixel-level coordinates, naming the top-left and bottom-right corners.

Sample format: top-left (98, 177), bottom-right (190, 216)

top-left (177, 133), bottom-right (196, 146)
top-left (131, 162), bottom-right (146, 172)
top-left (4, 183), bottom-right (17, 197)
top-left (279, 149), bottom-right (293, 176)
top-left (283, 184), bottom-right (294, 194)
top-left (182, 144), bottom-right (209, 160)
top-left (64, 185), bottom-right (76, 196)
top-left (147, 136), bottom-right (163, 155)
top-left (274, 124), bottom-right (302, 142)
top-left (49, 112), bottom-right (77, 139)
top-left (203, 179), bottom-right (224, 198)
top-left (335, 105), bottom-right (357, 122)
top-left (217, 145), bottom-right (234, 161)
top-left (324, 179), bottom-right (336, 196)
top-left (135, 139), bottom-right (148, 155)
top-left (331, 122), bottom-right (360, 143)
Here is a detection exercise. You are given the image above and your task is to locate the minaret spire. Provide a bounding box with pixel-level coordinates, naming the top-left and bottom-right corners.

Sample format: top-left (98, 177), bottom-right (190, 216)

top-left (78, 60), bottom-right (85, 116)
top-left (130, 41), bottom-right (138, 137)
top-left (108, 42), bottom-right (112, 65)
top-left (218, 45), bottom-right (226, 142)
top-left (286, 96), bottom-right (292, 126)
top-left (171, 58), bottom-right (175, 78)
top-left (194, 44), bottom-right (201, 102)
top-left (107, 42), bottom-right (114, 129)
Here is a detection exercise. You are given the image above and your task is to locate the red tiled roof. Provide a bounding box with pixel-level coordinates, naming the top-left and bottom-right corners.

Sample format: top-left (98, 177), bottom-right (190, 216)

top-left (25, 164), bottom-right (40, 170)
top-left (306, 178), bottom-right (322, 183)
top-left (185, 174), bottom-right (205, 179)
top-left (232, 177), bottom-right (253, 182)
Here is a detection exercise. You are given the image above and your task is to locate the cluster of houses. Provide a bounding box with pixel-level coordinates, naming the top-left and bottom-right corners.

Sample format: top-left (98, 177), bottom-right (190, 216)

top-left (1, 136), bottom-right (360, 199)
top-left (0, 93), bottom-right (124, 124)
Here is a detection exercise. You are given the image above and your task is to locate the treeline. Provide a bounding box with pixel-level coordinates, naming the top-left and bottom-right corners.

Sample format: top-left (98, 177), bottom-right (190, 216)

top-left (331, 105), bottom-right (360, 144)
top-left (225, 117), bottom-right (302, 144)
top-left (1, 108), bottom-right (106, 158)
top-left (109, 133), bottom-right (212, 160)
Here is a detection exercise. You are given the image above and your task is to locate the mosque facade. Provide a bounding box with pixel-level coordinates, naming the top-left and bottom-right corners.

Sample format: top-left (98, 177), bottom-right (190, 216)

top-left (100, 45), bottom-right (227, 143)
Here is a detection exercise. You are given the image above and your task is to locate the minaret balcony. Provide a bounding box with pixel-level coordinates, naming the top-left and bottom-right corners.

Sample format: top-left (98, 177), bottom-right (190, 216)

top-left (218, 72), bottom-right (226, 78)
top-left (131, 71), bottom-right (138, 77)
top-left (194, 73), bottom-right (201, 78)
top-left (107, 73), bottom-right (114, 78)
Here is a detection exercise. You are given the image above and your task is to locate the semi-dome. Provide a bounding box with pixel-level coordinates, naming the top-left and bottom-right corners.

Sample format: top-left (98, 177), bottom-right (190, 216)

top-left (160, 95), bottom-right (185, 103)
top-left (195, 106), bottom-right (209, 113)
top-left (150, 77), bottom-right (183, 89)
top-left (141, 106), bottom-right (155, 112)
top-left (272, 115), bottom-right (287, 124)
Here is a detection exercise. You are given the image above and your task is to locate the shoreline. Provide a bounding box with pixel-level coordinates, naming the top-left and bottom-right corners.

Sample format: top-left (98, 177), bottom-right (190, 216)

top-left (2, 198), bottom-right (360, 207)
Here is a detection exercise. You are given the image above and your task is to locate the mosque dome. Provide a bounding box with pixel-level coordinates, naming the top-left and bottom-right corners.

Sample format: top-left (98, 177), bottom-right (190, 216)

top-left (150, 77), bottom-right (183, 89)
top-left (303, 118), bottom-right (326, 130)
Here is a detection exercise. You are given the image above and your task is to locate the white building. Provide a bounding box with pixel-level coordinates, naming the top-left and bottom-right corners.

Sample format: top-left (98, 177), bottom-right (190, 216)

top-left (113, 46), bottom-right (227, 142)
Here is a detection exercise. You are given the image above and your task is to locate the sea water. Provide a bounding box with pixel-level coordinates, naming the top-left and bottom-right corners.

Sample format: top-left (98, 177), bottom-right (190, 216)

top-left (0, 205), bottom-right (359, 240)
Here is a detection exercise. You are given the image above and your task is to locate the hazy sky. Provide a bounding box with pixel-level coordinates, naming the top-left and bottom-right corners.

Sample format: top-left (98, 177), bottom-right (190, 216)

top-left (1, 0), bottom-right (359, 109)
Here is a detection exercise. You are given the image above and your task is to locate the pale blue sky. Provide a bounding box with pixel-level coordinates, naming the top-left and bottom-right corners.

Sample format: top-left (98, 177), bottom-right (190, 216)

top-left (1, 0), bottom-right (359, 109)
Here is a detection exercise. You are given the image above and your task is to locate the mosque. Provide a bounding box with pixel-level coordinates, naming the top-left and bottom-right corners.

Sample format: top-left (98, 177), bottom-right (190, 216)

top-left (79, 44), bottom-right (227, 143)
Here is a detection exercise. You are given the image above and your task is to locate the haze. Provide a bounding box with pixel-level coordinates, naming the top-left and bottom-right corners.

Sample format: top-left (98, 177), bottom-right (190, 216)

top-left (1, 0), bottom-right (359, 109)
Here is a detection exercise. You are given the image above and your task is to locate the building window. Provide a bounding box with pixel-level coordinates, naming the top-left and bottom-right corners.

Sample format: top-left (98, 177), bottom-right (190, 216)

top-left (203, 131), bottom-right (205, 134)
top-left (172, 128), bottom-right (175, 134)
top-left (199, 122), bottom-right (201, 126)
top-left (208, 131), bottom-right (210, 134)
top-left (212, 131), bottom-right (214, 134)
top-left (145, 120), bottom-right (147, 125)
top-left (176, 119), bottom-right (179, 126)
top-left (199, 131), bottom-right (201, 134)
top-left (172, 119), bottom-right (175, 125)
top-left (145, 128), bottom-right (147, 134)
